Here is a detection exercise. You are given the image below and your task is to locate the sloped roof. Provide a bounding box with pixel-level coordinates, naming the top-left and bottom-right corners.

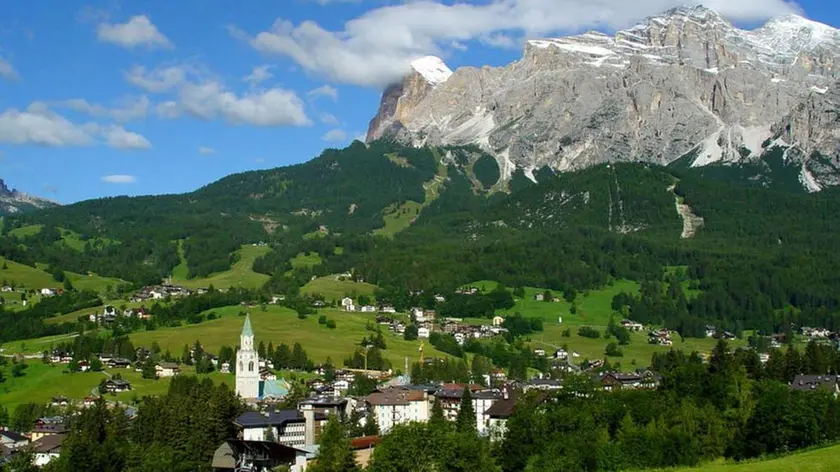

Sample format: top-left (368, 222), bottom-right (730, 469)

top-left (242, 314), bottom-right (254, 337)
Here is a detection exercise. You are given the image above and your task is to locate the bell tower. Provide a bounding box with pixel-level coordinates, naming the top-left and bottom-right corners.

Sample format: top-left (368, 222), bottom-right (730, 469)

top-left (235, 314), bottom-right (260, 399)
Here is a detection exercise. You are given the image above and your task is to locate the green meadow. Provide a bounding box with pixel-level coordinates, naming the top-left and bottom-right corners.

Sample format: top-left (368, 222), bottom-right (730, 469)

top-left (171, 244), bottom-right (271, 290)
top-left (301, 275), bottom-right (378, 302)
top-left (673, 443), bottom-right (840, 471)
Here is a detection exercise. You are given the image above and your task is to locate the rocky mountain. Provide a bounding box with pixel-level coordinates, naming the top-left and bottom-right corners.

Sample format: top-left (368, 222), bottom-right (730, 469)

top-left (367, 6), bottom-right (840, 190)
top-left (0, 179), bottom-right (57, 214)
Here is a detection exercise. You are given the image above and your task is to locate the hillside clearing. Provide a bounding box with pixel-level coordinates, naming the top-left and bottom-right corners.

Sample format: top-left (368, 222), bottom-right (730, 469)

top-left (672, 443), bottom-right (840, 471)
top-left (301, 275), bottom-right (377, 302)
top-left (171, 244), bottom-right (270, 290)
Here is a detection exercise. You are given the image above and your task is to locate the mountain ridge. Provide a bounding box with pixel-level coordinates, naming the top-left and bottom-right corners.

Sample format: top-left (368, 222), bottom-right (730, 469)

top-left (0, 179), bottom-right (58, 215)
top-left (366, 5), bottom-right (840, 191)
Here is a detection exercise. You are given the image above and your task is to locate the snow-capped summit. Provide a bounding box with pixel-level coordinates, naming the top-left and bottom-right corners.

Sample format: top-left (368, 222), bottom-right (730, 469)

top-left (751, 14), bottom-right (840, 55)
top-left (0, 179), bottom-right (57, 215)
top-left (410, 56), bottom-right (453, 86)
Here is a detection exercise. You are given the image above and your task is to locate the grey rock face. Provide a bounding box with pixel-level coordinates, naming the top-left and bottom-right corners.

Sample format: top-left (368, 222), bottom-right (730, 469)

top-left (367, 6), bottom-right (840, 187)
top-left (0, 179), bottom-right (57, 214)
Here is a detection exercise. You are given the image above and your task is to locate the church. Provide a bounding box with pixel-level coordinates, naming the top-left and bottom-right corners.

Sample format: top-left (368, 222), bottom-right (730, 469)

top-left (236, 314), bottom-right (290, 401)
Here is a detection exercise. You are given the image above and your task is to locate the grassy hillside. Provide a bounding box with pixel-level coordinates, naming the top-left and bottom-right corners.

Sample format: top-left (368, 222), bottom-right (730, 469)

top-left (301, 275), bottom-right (378, 301)
top-left (171, 244), bottom-right (270, 290)
top-left (290, 252), bottom-right (323, 270)
top-left (674, 444), bottom-right (840, 471)
top-left (128, 305), bottom-right (442, 367)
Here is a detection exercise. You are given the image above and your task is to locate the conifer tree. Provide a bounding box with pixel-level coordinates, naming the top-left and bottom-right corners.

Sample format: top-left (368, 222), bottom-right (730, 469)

top-left (309, 416), bottom-right (359, 472)
top-left (456, 387), bottom-right (476, 433)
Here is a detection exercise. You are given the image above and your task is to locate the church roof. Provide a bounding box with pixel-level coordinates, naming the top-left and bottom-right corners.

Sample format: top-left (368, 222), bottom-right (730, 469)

top-left (241, 314), bottom-right (253, 337)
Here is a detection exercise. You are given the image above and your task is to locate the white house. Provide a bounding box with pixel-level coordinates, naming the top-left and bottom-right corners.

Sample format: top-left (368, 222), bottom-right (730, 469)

top-left (156, 362), bottom-right (180, 378)
top-left (366, 388), bottom-right (430, 433)
top-left (492, 316), bottom-right (505, 326)
top-left (234, 410), bottom-right (327, 448)
top-left (32, 435), bottom-right (64, 467)
top-left (341, 297), bottom-right (356, 312)
top-left (411, 307), bottom-right (424, 321)
top-left (360, 305), bottom-right (376, 313)
top-left (40, 288), bottom-right (57, 297)
top-left (418, 327), bottom-right (430, 339)
top-left (379, 306), bottom-right (396, 314)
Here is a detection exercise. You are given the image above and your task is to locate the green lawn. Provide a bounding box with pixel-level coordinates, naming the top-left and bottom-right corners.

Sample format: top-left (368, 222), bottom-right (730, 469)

top-left (7, 224), bottom-right (44, 238)
top-left (128, 305), bottom-right (441, 368)
top-left (66, 270), bottom-right (124, 293)
top-left (171, 244), bottom-right (271, 290)
top-left (373, 201), bottom-right (423, 237)
top-left (672, 444), bottom-right (840, 471)
top-left (472, 279), bottom-right (641, 327)
top-left (290, 252), bottom-right (323, 270)
top-left (301, 275), bottom-right (377, 302)
top-left (0, 257), bottom-right (58, 289)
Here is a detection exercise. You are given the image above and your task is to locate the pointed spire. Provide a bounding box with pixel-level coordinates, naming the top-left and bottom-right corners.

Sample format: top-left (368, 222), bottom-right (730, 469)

top-left (241, 314), bottom-right (253, 338)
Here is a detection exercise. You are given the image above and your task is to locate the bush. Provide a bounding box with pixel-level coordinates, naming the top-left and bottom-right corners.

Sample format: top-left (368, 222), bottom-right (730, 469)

top-left (578, 326), bottom-right (601, 339)
top-left (318, 315), bottom-right (327, 325)
top-left (605, 342), bottom-right (623, 357)
top-left (326, 320), bottom-right (337, 329)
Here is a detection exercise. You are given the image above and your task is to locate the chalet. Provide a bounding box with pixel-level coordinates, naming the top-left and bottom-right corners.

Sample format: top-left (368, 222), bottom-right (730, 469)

top-left (365, 388), bottom-right (430, 433)
top-left (50, 397), bottom-right (69, 407)
top-left (220, 362), bottom-right (231, 374)
top-left (524, 379), bottom-right (563, 391)
top-left (417, 327), bottom-right (431, 339)
top-left (423, 310), bottom-right (437, 322)
top-left (234, 409), bottom-right (328, 447)
top-left (360, 305), bottom-right (376, 313)
top-left (492, 316), bottom-right (505, 326)
top-left (533, 349), bottom-right (546, 357)
top-left (378, 306), bottom-right (396, 314)
top-left (298, 396), bottom-right (355, 423)
top-left (553, 348), bottom-right (568, 360)
top-left (802, 327), bottom-right (831, 339)
top-left (433, 385), bottom-right (504, 435)
top-left (410, 307), bottom-right (424, 320)
top-left (271, 295), bottom-right (285, 304)
top-left (648, 329), bottom-right (673, 346)
top-left (40, 288), bottom-right (57, 297)
top-left (620, 319), bottom-right (644, 332)
top-left (434, 294), bottom-right (446, 303)
top-left (456, 287), bottom-right (478, 295)
top-left (260, 368), bottom-right (277, 381)
top-left (0, 430), bottom-right (29, 450)
top-left (107, 358), bottom-right (131, 369)
top-left (83, 396), bottom-right (98, 408)
top-left (156, 362), bottom-right (180, 378)
top-left (599, 371), bottom-right (661, 391)
top-left (705, 325), bottom-right (717, 338)
top-left (0, 285), bottom-right (13, 293)
top-left (104, 379), bottom-right (132, 393)
top-left (534, 293), bottom-right (545, 302)
top-left (31, 417), bottom-right (68, 442)
top-left (78, 360), bottom-right (90, 372)
top-left (211, 439), bottom-right (309, 472)
top-left (33, 434), bottom-right (65, 467)
top-left (721, 331), bottom-right (737, 340)
top-left (790, 375), bottom-right (840, 397)
top-left (490, 369), bottom-right (507, 383)
top-left (758, 353), bottom-right (770, 363)
top-left (485, 397), bottom-right (516, 441)
top-left (341, 297), bottom-right (356, 312)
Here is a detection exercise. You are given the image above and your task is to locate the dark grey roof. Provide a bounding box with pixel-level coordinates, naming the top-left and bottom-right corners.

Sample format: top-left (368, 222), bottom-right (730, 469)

top-left (0, 430), bottom-right (27, 442)
top-left (791, 375), bottom-right (838, 392)
top-left (235, 410), bottom-right (327, 428)
top-left (298, 396), bottom-right (348, 407)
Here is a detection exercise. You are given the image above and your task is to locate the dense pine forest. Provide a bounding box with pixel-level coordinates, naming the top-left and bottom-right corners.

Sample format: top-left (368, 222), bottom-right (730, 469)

top-left (2, 140), bottom-right (840, 341)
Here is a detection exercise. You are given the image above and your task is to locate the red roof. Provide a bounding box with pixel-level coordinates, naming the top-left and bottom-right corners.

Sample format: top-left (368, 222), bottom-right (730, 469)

top-left (350, 436), bottom-right (381, 450)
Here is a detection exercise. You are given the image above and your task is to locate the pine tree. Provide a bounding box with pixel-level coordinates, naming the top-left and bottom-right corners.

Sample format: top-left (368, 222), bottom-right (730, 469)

top-left (456, 387), bottom-right (476, 433)
top-left (308, 416), bottom-right (359, 472)
top-left (430, 396), bottom-right (445, 426)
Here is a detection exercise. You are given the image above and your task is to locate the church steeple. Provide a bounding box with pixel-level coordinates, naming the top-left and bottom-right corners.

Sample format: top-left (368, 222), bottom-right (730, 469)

top-left (236, 313), bottom-right (260, 400)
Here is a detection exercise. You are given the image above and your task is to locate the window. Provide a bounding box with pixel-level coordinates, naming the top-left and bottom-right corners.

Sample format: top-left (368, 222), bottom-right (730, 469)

top-left (249, 361), bottom-right (254, 372)
top-left (239, 361), bottom-right (244, 372)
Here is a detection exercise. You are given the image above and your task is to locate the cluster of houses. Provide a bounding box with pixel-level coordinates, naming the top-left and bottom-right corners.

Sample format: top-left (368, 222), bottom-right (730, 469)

top-left (648, 328), bottom-right (674, 346)
top-left (87, 306), bottom-right (152, 324)
top-left (130, 284), bottom-right (194, 302)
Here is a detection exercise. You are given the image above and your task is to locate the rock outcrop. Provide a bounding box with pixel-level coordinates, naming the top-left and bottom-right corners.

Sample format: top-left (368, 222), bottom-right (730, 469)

top-left (367, 6), bottom-right (840, 188)
top-left (0, 179), bottom-right (57, 214)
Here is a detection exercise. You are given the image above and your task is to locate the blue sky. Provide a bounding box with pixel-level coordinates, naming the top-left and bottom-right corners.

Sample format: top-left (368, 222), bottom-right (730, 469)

top-left (0, 0), bottom-right (836, 203)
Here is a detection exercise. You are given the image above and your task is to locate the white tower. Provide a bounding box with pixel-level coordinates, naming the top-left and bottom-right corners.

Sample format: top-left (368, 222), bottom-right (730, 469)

top-left (235, 314), bottom-right (260, 399)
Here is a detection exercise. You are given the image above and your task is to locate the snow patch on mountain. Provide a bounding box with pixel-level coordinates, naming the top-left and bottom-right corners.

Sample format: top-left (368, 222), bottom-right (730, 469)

top-left (799, 165), bottom-right (823, 193)
top-left (410, 56), bottom-right (452, 86)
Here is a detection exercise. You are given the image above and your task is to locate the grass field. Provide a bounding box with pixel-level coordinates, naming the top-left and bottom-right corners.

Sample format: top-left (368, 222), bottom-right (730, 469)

top-left (0, 257), bottom-right (58, 289)
top-left (7, 224), bottom-right (44, 238)
top-left (128, 305), bottom-right (439, 368)
top-left (171, 244), bottom-right (270, 290)
top-left (301, 275), bottom-right (377, 302)
top-left (373, 201), bottom-right (423, 237)
top-left (473, 279), bottom-right (641, 327)
top-left (672, 444), bottom-right (840, 471)
top-left (290, 252), bottom-right (323, 270)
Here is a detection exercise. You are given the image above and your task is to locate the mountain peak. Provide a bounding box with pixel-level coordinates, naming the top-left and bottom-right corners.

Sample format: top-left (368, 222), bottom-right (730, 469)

top-left (410, 56), bottom-right (453, 86)
top-left (753, 14), bottom-right (840, 53)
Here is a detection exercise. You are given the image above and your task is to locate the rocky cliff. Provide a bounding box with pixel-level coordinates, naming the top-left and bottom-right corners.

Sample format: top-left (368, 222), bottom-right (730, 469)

top-left (0, 179), bottom-right (57, 214)
top-left (367, 6), bottom-right (840, 189)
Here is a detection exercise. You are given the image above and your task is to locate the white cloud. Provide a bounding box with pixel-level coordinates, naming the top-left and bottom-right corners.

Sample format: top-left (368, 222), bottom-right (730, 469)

top-left (0, 56), bottom-right (19, 81)
top-left (0, 104), bottom-right (150, 149)
top-left (177, 81), bottom-right (311, 126)
top-left (242, 0), bottom-right (800, 87)
top-left (198, 146), bottom-right (217, 155)
top-left (322, 128), bottom-right (348, 142)
top-left (308, 85), bottom-right (339, 101)
top-left (56, 96), bottom-right (149, 122)
top-left (319, 113), bottom-right (340, 125)
top-left (155, 101), bottom-right (181, 119)
top-left (104, 126), bottom-right (151, 149)
top-left (101, 174), bottom-right (137, 184)
top-left (125, 65), bottom-right (188, 93)
top-left (244, 65), bottom-right (274, 85)
top-left (97, 15), bottom-right (173, 49)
